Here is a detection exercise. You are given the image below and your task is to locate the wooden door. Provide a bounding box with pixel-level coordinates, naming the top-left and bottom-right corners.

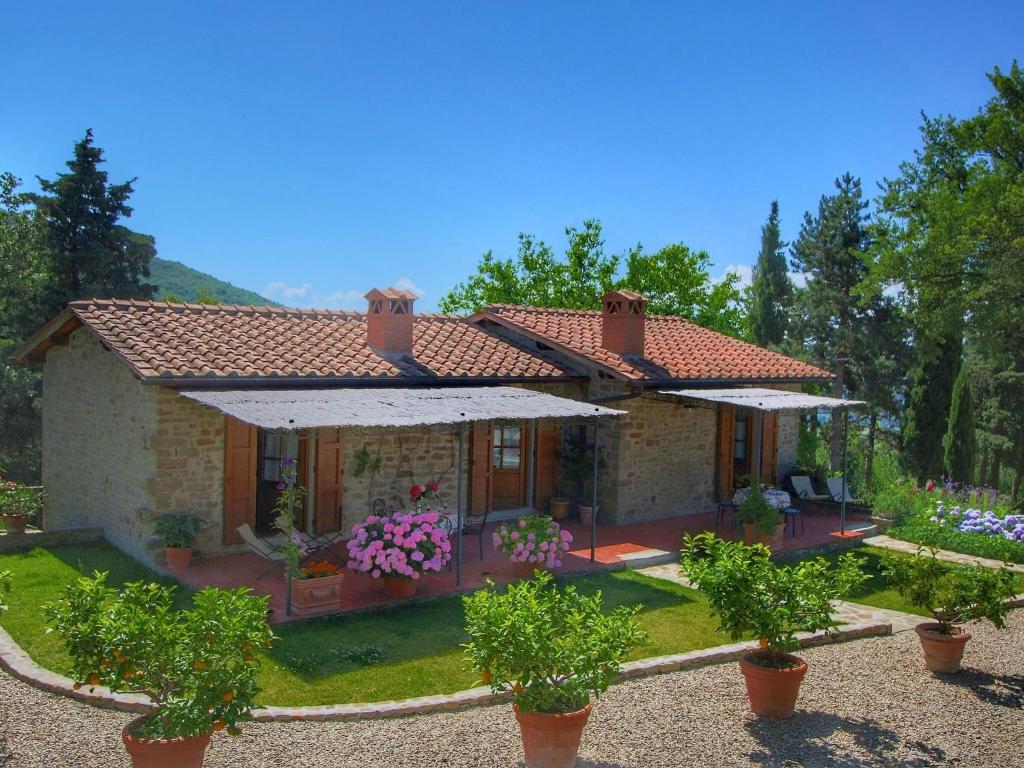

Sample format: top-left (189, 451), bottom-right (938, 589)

top-left (314, 429), bottom-right (344, 534)
top-left (533, 422), bottom-right (560, 512)
top-left (223, 416), bottom-right (257, 545)
top-left (716, 404), bottom-right (735, 501)
top-left (469, 421), bottom-right (492, 515)
top-left (492, 421), bottom-right (526, 509)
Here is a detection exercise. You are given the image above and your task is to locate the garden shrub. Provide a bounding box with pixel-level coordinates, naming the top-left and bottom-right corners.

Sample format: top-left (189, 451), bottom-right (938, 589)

top-left (889, 496), bottom-right (1024, 564)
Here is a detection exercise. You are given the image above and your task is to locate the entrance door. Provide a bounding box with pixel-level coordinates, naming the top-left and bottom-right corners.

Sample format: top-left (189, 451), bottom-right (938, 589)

top-left (491, 421), bottom-right (526, 509)
top-left (255, 430), bottom-right (308, 533)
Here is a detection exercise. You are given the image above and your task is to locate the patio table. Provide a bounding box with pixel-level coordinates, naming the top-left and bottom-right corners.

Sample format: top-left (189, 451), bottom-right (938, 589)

top-left (733, 487), bottom-right (792, 509)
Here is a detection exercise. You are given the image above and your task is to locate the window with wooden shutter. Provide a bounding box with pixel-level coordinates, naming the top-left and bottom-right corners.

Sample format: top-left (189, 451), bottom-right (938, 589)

top-left (223, 416), bottom-right (257, 544)
top-left (315, 429), bottom-right (344, 534)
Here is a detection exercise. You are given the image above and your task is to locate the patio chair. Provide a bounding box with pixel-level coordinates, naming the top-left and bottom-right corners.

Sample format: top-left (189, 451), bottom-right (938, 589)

top-left (715, 490), bottom-right (737, 529)
top-left (790, 475), bottom-right (829, 503)
top-left (826, 478), bottom-right (865, 506)
top-left (461, 508), bottom-right (490, 561)
top-left (372, 498), bottom-right (391, 517)
top-left (236, 524), bottom-right (288, 581)
top-left (781, 505), bottom-right (804, 537)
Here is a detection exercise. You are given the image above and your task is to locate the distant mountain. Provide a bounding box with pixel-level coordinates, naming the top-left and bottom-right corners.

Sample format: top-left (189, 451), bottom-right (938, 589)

top-left (148, 258), bottom-right (281, 306)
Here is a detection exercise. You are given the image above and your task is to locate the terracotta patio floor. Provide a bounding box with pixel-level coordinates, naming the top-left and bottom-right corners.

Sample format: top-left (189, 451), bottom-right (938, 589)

top-left (168, 509), bottom-right (875, 624)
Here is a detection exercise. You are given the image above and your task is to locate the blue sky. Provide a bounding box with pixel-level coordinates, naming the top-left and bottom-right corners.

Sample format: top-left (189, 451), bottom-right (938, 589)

top-left (4, 2), bottom-right (1022, 311)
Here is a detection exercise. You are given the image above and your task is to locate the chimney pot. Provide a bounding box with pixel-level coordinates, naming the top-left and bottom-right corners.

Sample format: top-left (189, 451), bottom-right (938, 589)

top-left (600, 289), bottom-right (647, 356)
top-left (365, 288), bottom-right (416, 354)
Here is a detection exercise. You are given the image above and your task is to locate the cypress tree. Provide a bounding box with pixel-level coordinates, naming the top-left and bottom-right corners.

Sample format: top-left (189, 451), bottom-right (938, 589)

top-left (943, 363), bottom-right (975, 483)
top-left (902, 332), bottom-right (961, 483)
top-left (749, 200), bottom-right (792, 347)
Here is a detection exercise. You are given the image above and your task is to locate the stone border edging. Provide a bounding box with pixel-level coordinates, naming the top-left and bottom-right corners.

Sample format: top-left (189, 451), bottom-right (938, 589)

top-left (0, 619), bottom-right (892, 722)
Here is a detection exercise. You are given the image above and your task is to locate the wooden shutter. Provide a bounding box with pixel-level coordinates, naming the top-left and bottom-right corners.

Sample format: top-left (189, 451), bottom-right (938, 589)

top-left (469, 421), bottom-right (492, 515)
top-left (223, 416), bottom-right (257, 545)
top-left (716, 404), bottom-right (735, 501)
top-left (315, 429), bottom-right (344, 534)
top-left (760, 412), bottom-right (779, 486)
top-left (533, 422), bottom-right (560, 512)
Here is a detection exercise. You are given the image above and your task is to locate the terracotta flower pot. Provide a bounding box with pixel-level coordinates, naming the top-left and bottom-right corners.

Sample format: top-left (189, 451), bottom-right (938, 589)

top-left (915, 623), bottom-right (971, 673)
top-left (2, 514), bottom-right (27, 534)
top-left (742, 523), bottom-right (756, 545)
top-left (514, 702), bottom-right (592, 768)
top-left (164, 546), bottom-right (192, 569)
top-left (291, 573), bottom-right (344, 615)
top-left (578, 505), bottom-right (595, 526)
top-left (550, 498), bottom-right (570, 521)
top-left (122, 715), bottom-right (211, 768)
top-left (738, 651), bottom-right (808, 718)
top-left (383, 575), bottom-right (417, 599)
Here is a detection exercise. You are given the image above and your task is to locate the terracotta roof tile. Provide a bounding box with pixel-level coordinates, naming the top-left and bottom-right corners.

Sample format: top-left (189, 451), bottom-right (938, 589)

top-left (480, 305), bottom-right (830, 383)
top-left (58, 299), bottom-right (578, 382)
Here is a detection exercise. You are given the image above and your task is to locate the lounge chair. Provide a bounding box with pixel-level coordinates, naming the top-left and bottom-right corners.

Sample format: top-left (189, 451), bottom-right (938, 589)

top-left (237, 523), bottom-right (288, 580)
top-left (826, 478), bottom-right (865, 506)
top-left (790, 475), bottom-right (829, 502)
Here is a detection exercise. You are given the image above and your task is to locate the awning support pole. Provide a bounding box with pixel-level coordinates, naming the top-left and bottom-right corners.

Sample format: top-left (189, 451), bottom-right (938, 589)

top-left (841, 408), bottom-right (849, 535)
top-left (456, 423), bottom-right (465, 588)
top-left (285, 432), bottom-right (296, 617)
top-left (590, 420), bottom-right (599, 563)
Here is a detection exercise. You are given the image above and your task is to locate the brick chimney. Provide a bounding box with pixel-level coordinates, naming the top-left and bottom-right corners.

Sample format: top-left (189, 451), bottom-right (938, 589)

top-left (365, 288), bottom-right (417, 354)
top-left (600, 289), bottom-right (647, 357)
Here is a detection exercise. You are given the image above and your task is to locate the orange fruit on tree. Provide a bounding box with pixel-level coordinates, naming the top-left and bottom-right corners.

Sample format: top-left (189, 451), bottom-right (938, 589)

top-left (212, 721), bottom-right (226, 732)
top-left (194, 659), bottom-right (207, 670)
top-left (222, 690), bottom-right (234, 703)
top-left (481, 669), bottom-right (492, 685)
top-left (87, 674), bottom-right (100, 686)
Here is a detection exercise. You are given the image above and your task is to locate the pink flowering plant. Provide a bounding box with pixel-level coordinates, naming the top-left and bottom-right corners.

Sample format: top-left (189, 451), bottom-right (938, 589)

top-left (492, 515), bottom-right (572, 569)
top-left (346, 509), bottom-right (452, 579)
top-left (408, 481), bottom-right (442, 508)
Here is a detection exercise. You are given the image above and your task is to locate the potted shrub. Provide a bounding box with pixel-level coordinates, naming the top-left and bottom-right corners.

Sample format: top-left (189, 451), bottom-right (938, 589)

top-left (681, 532), bottom-right (864, 718)
top-left (882, 547), bottom-right (1017, 673)
top-left (492, 515), bottom-right (573, 577)
top-left (45, 573), bottom-right (273, 768)
top-left (464, 571), bottom-right (645, 768)
top-left (550, 497), bottom-right (570, 521)
top-left (0, 479), bottom-right (43, 534)
top-left (559, 431), bottom-right (606, 525)
top-left (153, 514), bottom-right (204, 569)
top-left (291, 559), bottom-right (345, 615)
top-left (346, 508), bottom-right (452, 598)
top-left (734, 489), bottom-right (782, 545)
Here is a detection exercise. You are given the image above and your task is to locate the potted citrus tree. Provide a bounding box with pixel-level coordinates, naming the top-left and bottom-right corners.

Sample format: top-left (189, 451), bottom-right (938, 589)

top-left (464, 572), bottom-right (644, 768)
top-left (46, 573), bottom-right (273, 768)
top-left (734, 489), bottom-right (782, 545)
top-left (153, 514), bottom-right (204, 569)
top-left (882, 547), bottom-right (1017, 672)
top-left (1, 479), bottom-right (43, 534)
top-left (681, 532), bottom-right (864, 718)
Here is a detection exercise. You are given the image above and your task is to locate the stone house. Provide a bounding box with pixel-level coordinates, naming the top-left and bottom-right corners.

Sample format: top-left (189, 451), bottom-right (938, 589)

top-left (12, 288), bottom-right (829, 564)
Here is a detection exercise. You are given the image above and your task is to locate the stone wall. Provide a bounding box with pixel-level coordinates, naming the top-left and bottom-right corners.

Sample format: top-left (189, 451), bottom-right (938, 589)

top-left (775, 409), bottom-right (800, 480)
top-left (42, 329), bottom-right (161, 563)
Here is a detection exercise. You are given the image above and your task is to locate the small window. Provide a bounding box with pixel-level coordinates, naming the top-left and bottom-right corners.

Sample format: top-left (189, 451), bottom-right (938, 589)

top-left (492, 424), bottom-right (522, 470)
top-left (733, 420), bottom-right (747, 461)
top-left (261, 431), bottom-right (299, 481)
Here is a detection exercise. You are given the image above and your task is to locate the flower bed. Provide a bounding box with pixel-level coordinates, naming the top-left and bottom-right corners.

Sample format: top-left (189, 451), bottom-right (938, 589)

top-left (346, 510), bottom-right (452, 579)
top-left (889, 492), bottom-right (1024, 564)
top-left (492, 515), bottom-right (572, 569)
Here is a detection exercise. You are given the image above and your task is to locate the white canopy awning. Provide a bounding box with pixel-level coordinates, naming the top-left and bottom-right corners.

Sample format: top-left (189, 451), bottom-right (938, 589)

top-left (179, 386), bottom-right (624, 430)
top-left (658, 387), bottom-right (864, 412)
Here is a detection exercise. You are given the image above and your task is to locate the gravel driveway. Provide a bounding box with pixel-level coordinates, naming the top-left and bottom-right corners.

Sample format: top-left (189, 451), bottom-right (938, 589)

top-left (1, 613), bottom-right (1022, 768)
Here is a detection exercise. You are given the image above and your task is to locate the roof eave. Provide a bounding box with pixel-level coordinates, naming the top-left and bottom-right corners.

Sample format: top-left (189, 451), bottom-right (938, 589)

top-left (142, 374), bottom-right (586, 389)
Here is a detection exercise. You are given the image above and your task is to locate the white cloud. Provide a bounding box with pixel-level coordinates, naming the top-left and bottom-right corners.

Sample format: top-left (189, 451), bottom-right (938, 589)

top-left (393, 276), bottom-right (425, 298)
top-left (264, 281), bottom-right (313, 302)
top-left (714, 264), bottom-right (754, 289)
top-left (790, 271), bottom-right (809, 288)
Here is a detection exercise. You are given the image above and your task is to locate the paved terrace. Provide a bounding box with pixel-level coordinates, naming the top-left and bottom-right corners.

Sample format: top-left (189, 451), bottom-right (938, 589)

top-left (171, 510), bottom-right (875, 623)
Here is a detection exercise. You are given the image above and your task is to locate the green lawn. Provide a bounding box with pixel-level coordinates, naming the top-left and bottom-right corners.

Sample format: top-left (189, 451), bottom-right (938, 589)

top-left (0, 543), bottom-right (728, 707)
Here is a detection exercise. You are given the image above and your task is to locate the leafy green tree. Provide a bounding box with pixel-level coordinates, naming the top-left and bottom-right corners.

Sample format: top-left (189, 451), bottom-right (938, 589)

top-left (441, 219), bottom-right (746, 337)
top-left (943, 362), bottom-right (975, 483)
top-left (194, 286), bottom-right (223, 305)
top-left (790, 174), bottom-right (876, 469)
top-left (31, 129), bottom-right (155, 316)
top-left (748, 200), bottom-right (792, 347)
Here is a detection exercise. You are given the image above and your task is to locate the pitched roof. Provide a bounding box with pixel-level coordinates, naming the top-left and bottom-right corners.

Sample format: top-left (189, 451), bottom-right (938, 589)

top-left (477, 305), bottom-right (830, 383)
top-left (11, 299), bottom-right (579, 383)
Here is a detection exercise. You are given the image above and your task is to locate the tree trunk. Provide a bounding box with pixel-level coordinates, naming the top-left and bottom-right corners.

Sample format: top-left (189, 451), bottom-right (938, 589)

top-left (830, 358), bottom-right (846, 471)
top-left (989, 451), bottom-right (1002, 491)
top-left (978, 451), bottom-right (989, 491)
top-left (865, 411), bottom-right (877, 491)
top-left (1012, 467), bottom-right (1021, 506)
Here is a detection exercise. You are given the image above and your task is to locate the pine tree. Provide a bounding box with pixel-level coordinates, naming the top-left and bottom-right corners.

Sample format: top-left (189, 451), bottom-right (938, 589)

top-left (943, 362), bottom-right (975, 483)
top-left (748, 200), bottom-right (792, 347)
top-left (32, 129), bottom-right (155, 315)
